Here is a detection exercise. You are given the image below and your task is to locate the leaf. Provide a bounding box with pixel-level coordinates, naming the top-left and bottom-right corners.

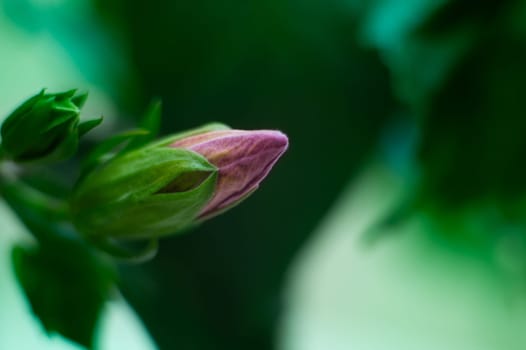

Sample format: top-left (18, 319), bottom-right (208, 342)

top-left (12, 235), bottom-right (115, 349)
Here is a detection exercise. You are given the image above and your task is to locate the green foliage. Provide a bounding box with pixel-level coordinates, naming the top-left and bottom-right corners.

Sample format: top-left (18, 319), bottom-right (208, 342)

top-left (356, 0), bottom-right (526, 209)
top-left (416, 1), bottom-right (526, 206)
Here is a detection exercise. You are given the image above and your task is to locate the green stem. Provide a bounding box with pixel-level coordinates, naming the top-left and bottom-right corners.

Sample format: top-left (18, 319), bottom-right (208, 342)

top-left (0, 175), bottom-right (70, 221)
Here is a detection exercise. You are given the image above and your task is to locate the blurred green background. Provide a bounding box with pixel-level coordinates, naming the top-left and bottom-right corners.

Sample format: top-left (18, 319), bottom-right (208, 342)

top-left (1, 0), bottom-right (526, 349)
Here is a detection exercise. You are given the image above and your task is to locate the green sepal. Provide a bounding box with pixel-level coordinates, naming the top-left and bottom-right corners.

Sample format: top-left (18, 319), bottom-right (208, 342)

top-left (72, 146), bottom-right (218, 239)
top-left (1, 90), bottom-right (46, 131)
top-left (40, 111), bottom-right (78, 133)
top-left (25, 120), bottom-right (81, 164)
top-left (145, 122), bottom-right (231, 149)
top-left (80, 128), bottom-right (150, 177)
top-left (140, 99), bottom-right (162, 136)
top-left (80, 172), bottom-right (217, 239)
top-left (52, 88), bottom-right (77, 101)
top-left (71, 91), bottom-right (89, 109)
top-left (78, 116), bottom-right (104, 137)
top-left (112, 100), bottom-right (163, 156)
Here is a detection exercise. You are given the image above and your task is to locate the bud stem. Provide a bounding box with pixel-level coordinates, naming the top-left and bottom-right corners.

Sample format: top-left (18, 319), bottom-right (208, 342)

top-left (0, 175), bottom-right (69, 222)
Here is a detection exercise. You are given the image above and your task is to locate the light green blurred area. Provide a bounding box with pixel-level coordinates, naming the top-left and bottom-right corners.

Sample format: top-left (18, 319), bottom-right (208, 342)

top-left (280, 163), bottom-right (526, 350)
top-left (0, 0), bottom-right (126, 129)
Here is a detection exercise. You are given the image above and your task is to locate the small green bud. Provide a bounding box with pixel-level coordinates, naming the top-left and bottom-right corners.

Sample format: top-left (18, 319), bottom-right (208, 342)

top-left (1, 89), bottom-right (100, 163)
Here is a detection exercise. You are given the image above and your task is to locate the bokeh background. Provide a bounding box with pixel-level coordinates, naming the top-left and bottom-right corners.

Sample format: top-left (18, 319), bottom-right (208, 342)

top-left (1, 0), bottom-right (526, 349)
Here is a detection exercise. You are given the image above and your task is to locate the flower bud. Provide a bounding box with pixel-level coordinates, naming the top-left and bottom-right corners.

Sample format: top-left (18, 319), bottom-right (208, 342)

top-left (71, 124), bottom-right (288, 240)
top-left (170, 128), bottom-right (289, 219)
top-left (1, 89), bottom-right (97, 163)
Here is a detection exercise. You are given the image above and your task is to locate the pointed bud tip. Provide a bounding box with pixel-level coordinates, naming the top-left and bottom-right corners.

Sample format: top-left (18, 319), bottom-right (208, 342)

top-left (272, 131), bottom-right (288, 165)
top-left (170, 128), bottom-right (288, 220)
top-left (257, 129), bottom-right (289, 154)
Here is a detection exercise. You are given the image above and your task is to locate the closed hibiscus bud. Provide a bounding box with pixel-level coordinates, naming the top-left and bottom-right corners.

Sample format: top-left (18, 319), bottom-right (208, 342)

top-left (1, 89), bottom-right (100, 163)
top-left (169, 127), bottom-right (289, 220)
top-left (71, 123), bottom-right (288, 241)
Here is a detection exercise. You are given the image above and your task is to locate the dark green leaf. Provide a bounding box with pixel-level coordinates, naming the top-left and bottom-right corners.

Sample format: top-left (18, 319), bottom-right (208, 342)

top-left (12, 236), bottom-right (115, 349)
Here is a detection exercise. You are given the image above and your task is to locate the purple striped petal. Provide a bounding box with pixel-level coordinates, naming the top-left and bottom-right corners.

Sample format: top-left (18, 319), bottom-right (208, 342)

top-left (170, 129), bottom-right (288, 219)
